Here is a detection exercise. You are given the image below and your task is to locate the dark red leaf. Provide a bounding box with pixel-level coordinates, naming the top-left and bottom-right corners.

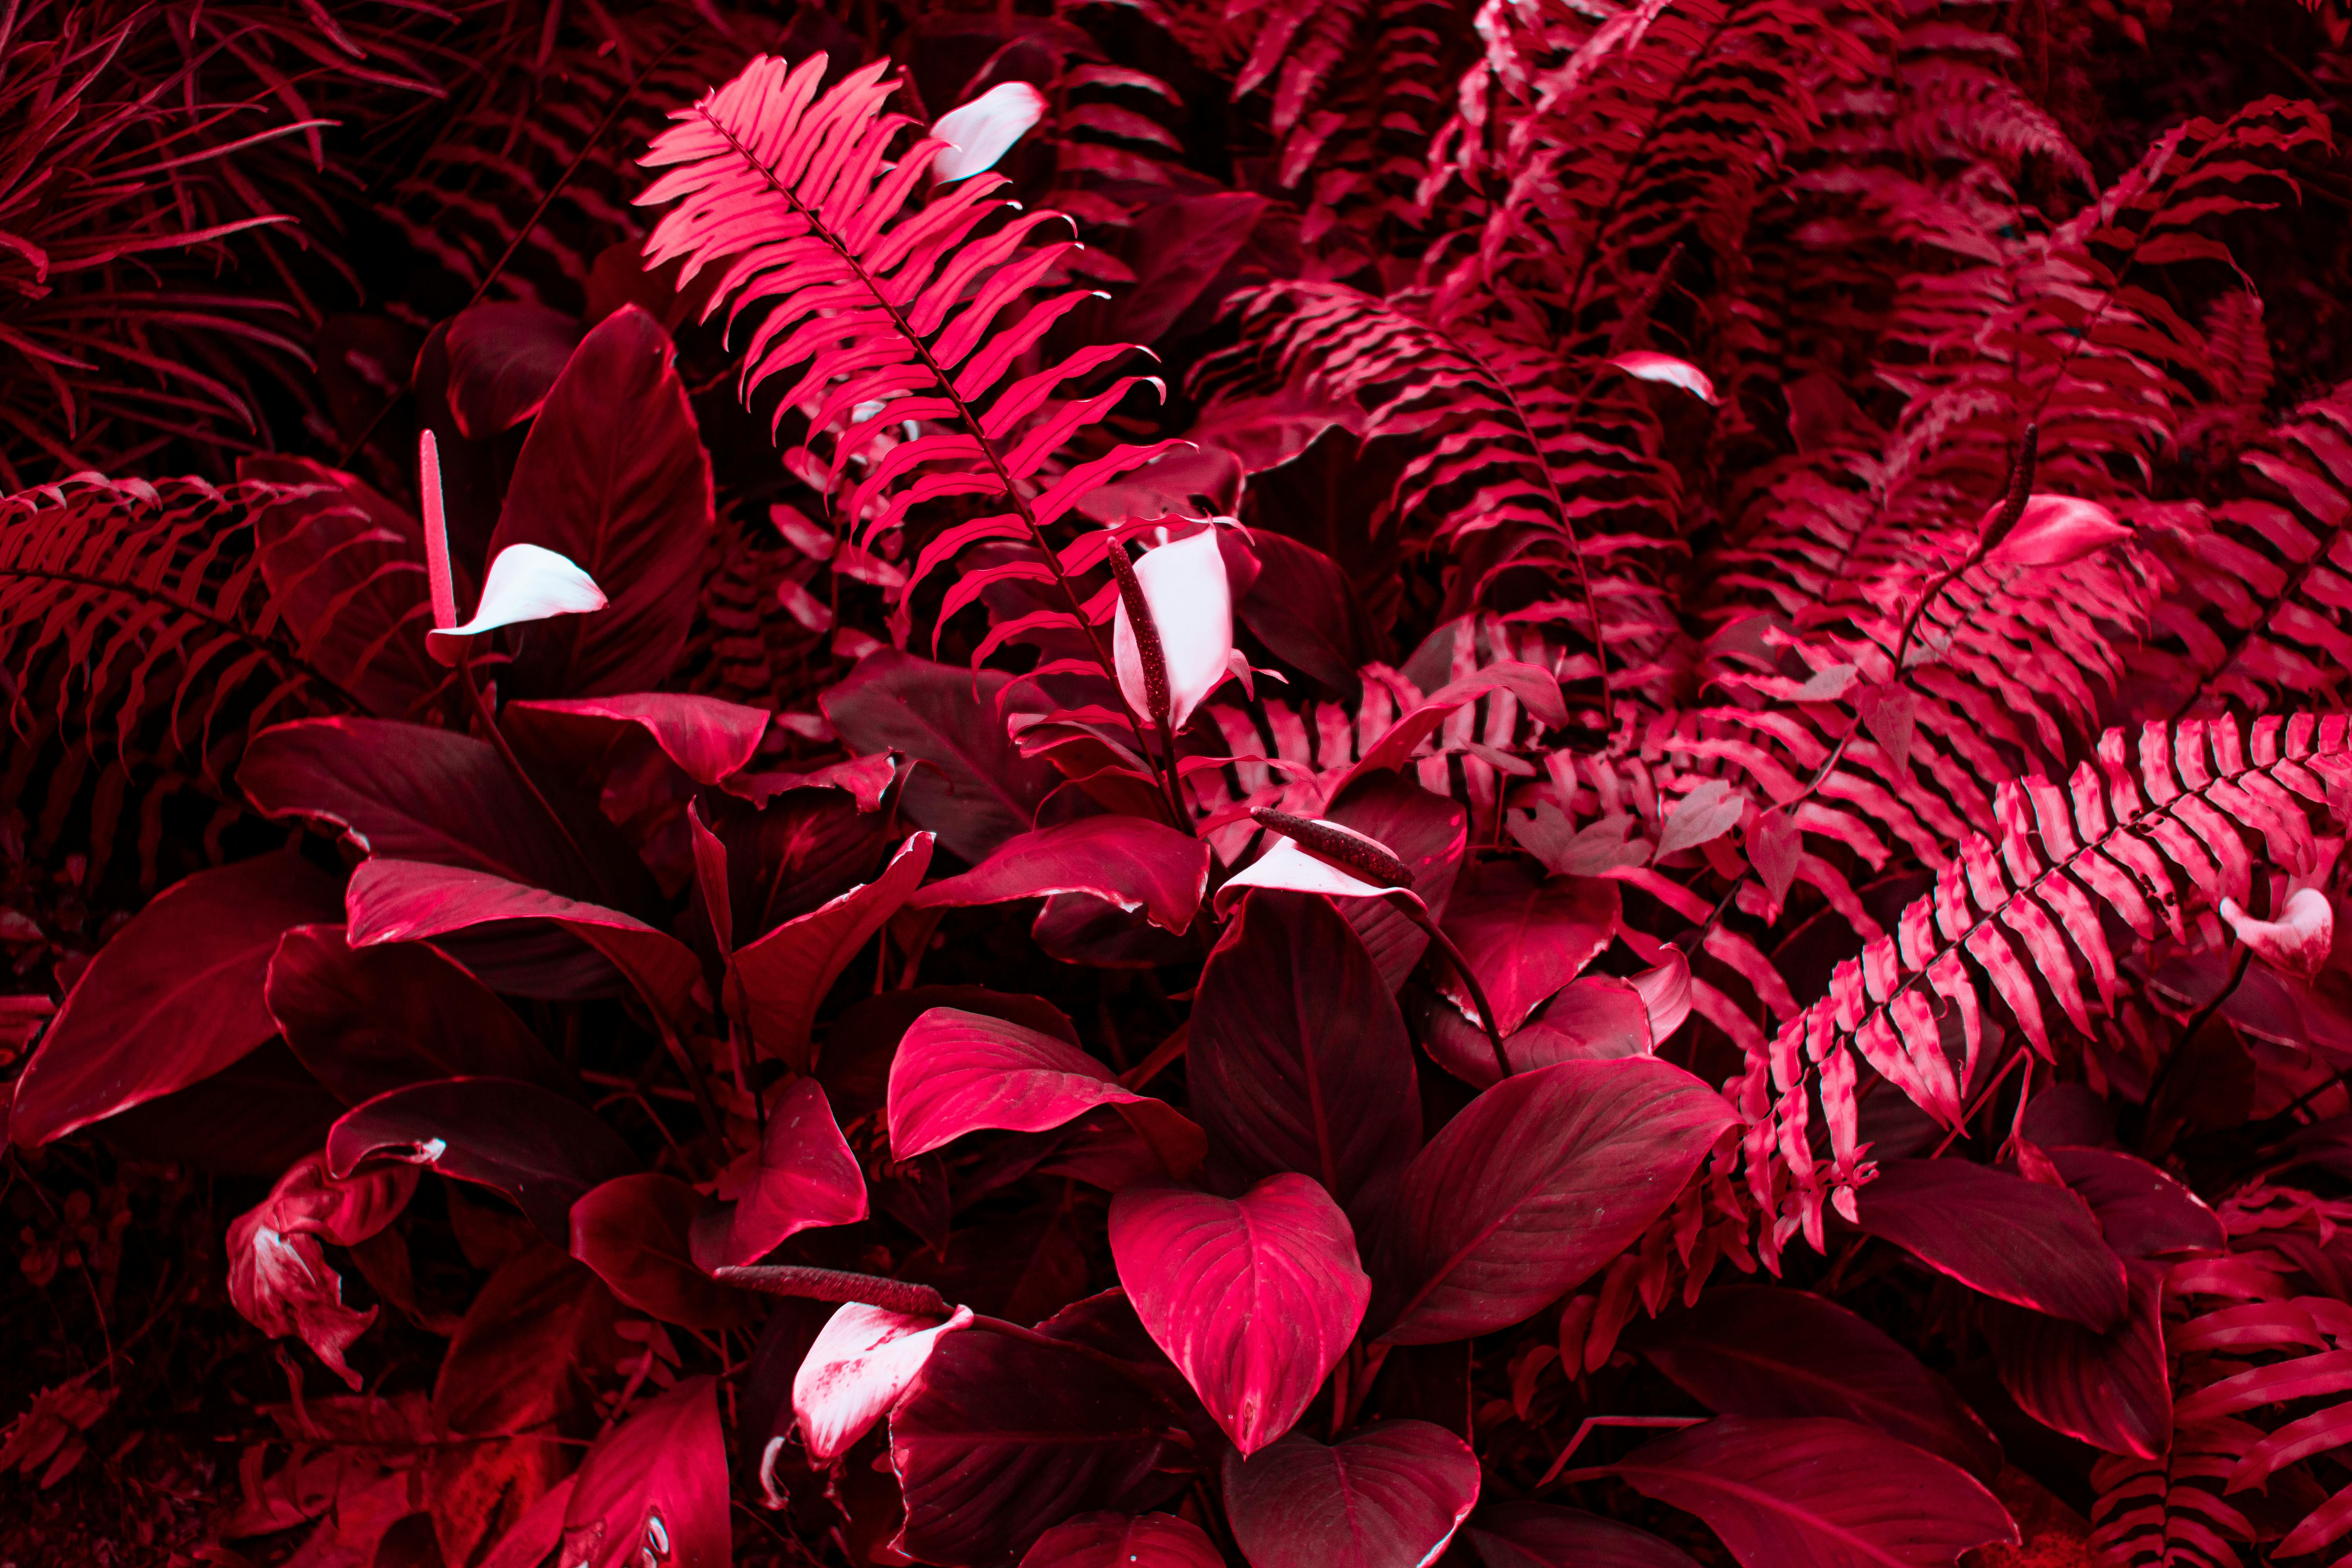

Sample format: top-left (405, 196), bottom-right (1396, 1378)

top-left (10, 853), bottom-right (343, 1147)
top-left (909, 817), bottom-right (1211, 934)
top-left (730, 831), bottom-right (934, 1070)
top-left (889, 1007), bottom-right (1205, 1179)
top-left (1420, 976), bottom-right (1654, 1091)
top-left (243, 457), bottom-right (444, 720)
top-left (489, 305), bottom-right (716, 697)
top-left (1367, 1059), bottom-right (1736, 1343)
top-left (266, 924), bottom-right (571, 1105)
top-left (1628, 1286), bottom-right (2000, 1480)
top-left (1232, 530), bottom-right (1372, 694)
top-left (1190, 890), bottom-right (1420, 1213)
top-left (240, 716), bottom-right (654, 908)
top-left (1109, 1176), bottom-right (1369, 1455)
top-left (1609, 1416), bottom-right (2016, 1568)
top-left (698, 1078), bottom-right (868, 1269)
top-left (1220, 1421), bottom-right (1480, 1568)
top-left (1470, 1503), bottom-right (1701, 1568)
top-left (890, 1327), bottom-right (1185, 1566)
top-left (325, 1076), bottom-right (639, 1244)
top-left (2047, 1146), bottom-right (2224, 1259)
top-left (822, 650), bottom-right (1061, 862)
top-left (1851, 1159), bottom-right (2128, 1330)
top-left (1325, 773), bottom-right (1469, 990)
top-left (569, 1173), bottom-right (755, 1330)
top-left (1435, 860), bottom-right (1620, 1033)
top-left (1985, 1261), bottom-right (2171, 1459)
top-left (344, 858), bottom-right (701, 1019)
top-left (1019, 1513), bottom-right (1225, 1568)
top-left (559, 1376), bottom-right (730, 1568)
top-left (441, 302), bottom-right (582, 439)
top-left (505, 693), bottom-right (771, 787)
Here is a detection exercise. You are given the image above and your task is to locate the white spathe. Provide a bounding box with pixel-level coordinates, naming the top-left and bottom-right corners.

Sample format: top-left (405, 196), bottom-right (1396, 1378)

top-left (931, 82), bottom-right (1048, 182)
top-left (1112, 526), bottom-right (1234, 733)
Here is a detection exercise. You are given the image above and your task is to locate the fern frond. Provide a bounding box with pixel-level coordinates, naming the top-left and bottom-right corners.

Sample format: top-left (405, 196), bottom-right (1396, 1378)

top-left (1742, 715), bottom-right (2352, 1249)
top-left (2141, 392), bottom-right (2352, 720)
top-left (0, 474), bottom-right (365, 877)
top-left (636, 53), bottom-right (1171, 679)
top-left (1195, 280), bottom-right (1688, 721)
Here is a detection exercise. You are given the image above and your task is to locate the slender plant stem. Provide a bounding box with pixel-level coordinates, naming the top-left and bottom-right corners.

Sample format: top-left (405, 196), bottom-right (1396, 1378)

top-left (455, 652), bottom-right (595, 871)
top-left (1390, 893), bottom-right (1511, 1078)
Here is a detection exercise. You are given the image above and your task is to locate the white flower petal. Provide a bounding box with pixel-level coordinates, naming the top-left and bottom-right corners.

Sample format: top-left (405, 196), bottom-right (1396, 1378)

top-left (2221, 887), bottom-right (2334, 985)
top-left (1112, 527), bottom-right (1234, 733)
top-left (791, 1302), bottom-right (973, 1464)
top-left (931, 83), bottom-right (1048, 182)
top-left (1608, 351), bottom-right (1719, 405)
top-left (426, 543), bottom-right (607, 666)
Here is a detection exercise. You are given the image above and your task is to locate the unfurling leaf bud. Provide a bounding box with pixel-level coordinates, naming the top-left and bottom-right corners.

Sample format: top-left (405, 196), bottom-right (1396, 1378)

top-left (1249, 808), bottom-right (1415, 889)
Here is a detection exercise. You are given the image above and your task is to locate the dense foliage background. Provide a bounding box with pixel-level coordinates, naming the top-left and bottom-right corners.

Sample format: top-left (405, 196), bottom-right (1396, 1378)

top-left (6, 0), bottom-right (2352, 1564)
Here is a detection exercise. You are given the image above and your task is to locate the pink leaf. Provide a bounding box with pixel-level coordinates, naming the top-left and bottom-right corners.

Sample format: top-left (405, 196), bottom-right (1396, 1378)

top-left (795, 1301), bottom-right (975, 1464)
top-left (1114, 525), bottom-right (1236, 732)
top-left (1851, 1159), bottom-right (2129, 1330)
top-left (426, 543), bottom-right (608, 666)
top-left (1629, 1285), bottom-right (2000, 1479)
top-left (1338, 662), bottom-right (1566, 792)
top-left (1110, 1175), bottom-right (1370, 1454)
top-left (2221, 887), bottom-right (2334, 983)
top-left (1221, 1421), bottom-right (1480, 1568)
top-left (1190, 891), bottom-right (1421, 1211)
top-left (730, 832), bottom-right (934, 1070)
top-left (1980, 494), bottom-right (2132, 566)
top-left (569, 1172), bottom-right (754, 1330)
top-left (1608, 352), bottom-right (1719, 405)
top-left (1746, 809), bottom-right (1803, 911)
top-left (910, 816), bottom-right (1210, 933)
top-left (227, 1152), bottom-right (419, 1388)
top-left (1436, 860), bottom-right (1621, 1034)
top-left (9, 853), bottom-right (343, 1147)
top-left (488, 305), bottom-right (717, 696)
top-left (888, 1007), bottom-right (1205, 1178)
top-left (932, 82), bottom-right (1049, 181)
top-left (1421, 976), bottom-right (1654, 1092)
top-left (1609, 1416), bottom-right (2017, 1567)
top-left (325, 1075), bottom-right (639, 1243)
top-left (505, 693), bottom-right (773, 786)
top-left (1021, 1514), bottom-right (1225, 1568)
top-left (704, 1078), bottom-right (869, 1268)
top-left (345, 858), bottom-right (701, 1018)
top-left (1655, 780), bottom-right (1747, 858)
top-left (1368, 1059), bottom-right (1736, 1343)
top-left (559, 1377), bottom-right (730, 1568)
top-left (1470, 1503), bottom-right (1701, 1568)
top-left (267, 924), bottom-right (571, 1105)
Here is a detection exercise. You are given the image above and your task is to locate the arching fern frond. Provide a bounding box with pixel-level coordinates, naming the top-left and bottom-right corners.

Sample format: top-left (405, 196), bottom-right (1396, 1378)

top-left (635, 53), bottom-right (1172, 679)
top-left (1742, 715), bottom-right (2352, 1254)
top-left (0, 475), bottom-right (365, 880)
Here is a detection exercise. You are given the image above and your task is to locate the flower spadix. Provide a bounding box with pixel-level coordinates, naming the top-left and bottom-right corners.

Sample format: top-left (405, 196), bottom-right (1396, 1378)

top-left (1111, 523), bottom-right (1240, 735)
top-left (1214, 809), bottom-right (1415, 915)
top-left (418, 429), bottom-right (609, 666)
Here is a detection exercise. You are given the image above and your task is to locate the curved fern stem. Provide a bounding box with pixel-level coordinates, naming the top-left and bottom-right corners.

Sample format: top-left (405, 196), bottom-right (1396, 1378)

top-left (691, 107), bottom-right (1191, 834)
